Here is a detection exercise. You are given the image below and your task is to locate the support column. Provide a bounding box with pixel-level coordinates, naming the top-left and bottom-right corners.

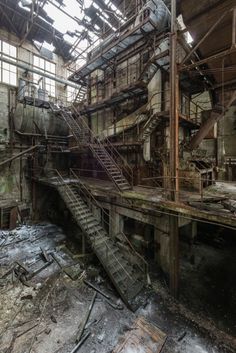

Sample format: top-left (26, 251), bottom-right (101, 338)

top-left (169, 0), bottom-right (180, 298)
top-left (92, 204), bottom-right (102, 223)
top-left (109, 205), bottom-right (124, 237)
top-left (169, 213), bottom-right (179, 297)
top-left (154, 216), bottom-right (170, 275)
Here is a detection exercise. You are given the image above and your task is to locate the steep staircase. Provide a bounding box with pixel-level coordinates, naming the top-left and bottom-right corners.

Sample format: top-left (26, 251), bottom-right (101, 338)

top-left (52, 105), bottom-right (133, 192)
top-left (140, 112), bottom-right (161, 142)
top-left (54, 170), bottom-right (145, 308)
top-left (74, 85), bottom-right (87, 104)
top-left (92, 145), bottom-right (131, 191)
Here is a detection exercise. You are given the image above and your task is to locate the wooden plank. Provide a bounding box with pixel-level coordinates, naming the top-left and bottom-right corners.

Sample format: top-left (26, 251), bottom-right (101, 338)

top-left (113, 317), bottom-right (166, 353)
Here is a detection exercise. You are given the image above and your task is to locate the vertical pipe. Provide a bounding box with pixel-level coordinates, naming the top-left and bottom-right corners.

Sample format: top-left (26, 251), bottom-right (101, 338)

top-left (20, 143), bottom-right (23, 202)
top-left (170, 0), bottom-right (179, 200)
top-left (169, 0), bottom-right (179, 298)
top-left (232, 7), bottom-right (236, 48)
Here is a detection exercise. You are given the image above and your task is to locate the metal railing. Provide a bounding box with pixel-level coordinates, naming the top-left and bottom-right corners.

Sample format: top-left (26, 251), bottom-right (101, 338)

top-left (69, 105), bottom-right (134, 188)
top-left (70, 168), bottom-right (148, 276)
top-left (189, 99), bottom-right (207, 125)
top-left (47, 168), bottom-right (134, 284)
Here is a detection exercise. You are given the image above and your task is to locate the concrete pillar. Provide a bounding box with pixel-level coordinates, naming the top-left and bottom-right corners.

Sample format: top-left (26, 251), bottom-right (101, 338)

top-left (191, 221), bottom-right (197, 240)
top-left (109, 205), bottom-right (124, 237)
top-left (154, 215), bottom-right (170, 275)
top-left (92, 204), bottom-right (102, 223)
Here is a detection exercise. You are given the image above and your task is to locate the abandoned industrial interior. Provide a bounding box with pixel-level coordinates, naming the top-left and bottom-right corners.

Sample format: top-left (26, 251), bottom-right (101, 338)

top-left (1, 0), bottom-right (236, 352)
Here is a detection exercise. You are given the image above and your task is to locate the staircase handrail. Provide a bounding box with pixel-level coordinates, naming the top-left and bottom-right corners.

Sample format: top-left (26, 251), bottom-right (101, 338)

top-left (69, 168), bottom-right (110, 225)
top-left (97, 132), bottom-right (134, 186)
top-left (70, 168), bottom-right (148, 278)
top-left (118, 231), bottom-right (148, 275)
top-left (189, 99), bottom-right (207, 124)
top-left (70, 104), bottom-right (134, 188)
top-left (49, 168), bottom-right (134, 282)
top-left (70, 168), bottom-right (148, 273)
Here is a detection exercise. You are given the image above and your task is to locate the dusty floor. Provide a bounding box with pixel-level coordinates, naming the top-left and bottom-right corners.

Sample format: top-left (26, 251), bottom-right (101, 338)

top-left (180, 231), bottom-right (236, 337)
top-left (0, 223), bottom-right (235, 353)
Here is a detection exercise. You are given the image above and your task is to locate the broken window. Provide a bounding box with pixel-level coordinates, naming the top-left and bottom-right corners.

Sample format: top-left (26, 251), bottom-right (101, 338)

top-left (0, 41), bottom-right (17, 86)
top-left (33, 55), bottom-right (56, 97)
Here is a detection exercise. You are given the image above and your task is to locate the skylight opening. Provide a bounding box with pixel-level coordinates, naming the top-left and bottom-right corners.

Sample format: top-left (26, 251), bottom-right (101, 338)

top-left (33, 40), bottom-right (56, 52)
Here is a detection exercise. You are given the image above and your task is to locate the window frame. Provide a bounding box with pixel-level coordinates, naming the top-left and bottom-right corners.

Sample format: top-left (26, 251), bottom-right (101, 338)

top-left (33, 54), bottom-right (56, 98)
top-left (0, 40), bottom-right (17, 87)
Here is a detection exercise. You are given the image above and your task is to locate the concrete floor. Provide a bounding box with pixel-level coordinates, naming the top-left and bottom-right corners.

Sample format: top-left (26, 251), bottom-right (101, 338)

top-left (0, 223), bottom-right (235, 353)
top-left (180, 235), bottom-right (236, 337)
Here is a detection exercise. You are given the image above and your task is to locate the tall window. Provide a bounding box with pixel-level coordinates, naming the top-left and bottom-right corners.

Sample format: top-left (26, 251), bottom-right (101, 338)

top-left (33, 55), bottom-right (56, 97)
top-left (0, 41), bottom-right (17, 86)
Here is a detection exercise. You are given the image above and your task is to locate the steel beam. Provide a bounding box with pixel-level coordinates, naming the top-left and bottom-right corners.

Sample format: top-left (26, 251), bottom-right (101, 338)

top-left (0, 4), bottom-right (18, 34)
top-left (181, 9), bottom-right (231, 66)
top-left (180, 46), bottom-right (236, 71)
top-left (0, 54), bottom-right (80, 89)
top-left (0, 145), bottom-right (39, 167)
top-left (188, 91), bottom-right (236, 150)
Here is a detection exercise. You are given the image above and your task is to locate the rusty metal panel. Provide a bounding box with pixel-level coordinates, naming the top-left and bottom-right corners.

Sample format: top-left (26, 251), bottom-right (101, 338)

top-left (113, 316), bottom-right (167, 353)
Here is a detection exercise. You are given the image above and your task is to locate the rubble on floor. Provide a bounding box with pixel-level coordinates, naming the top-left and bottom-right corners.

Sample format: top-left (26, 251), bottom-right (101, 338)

top-left (0, 223), bottom-right (235, 353)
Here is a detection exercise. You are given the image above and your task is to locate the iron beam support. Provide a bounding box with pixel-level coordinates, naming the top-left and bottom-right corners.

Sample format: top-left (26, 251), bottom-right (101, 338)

top-left (181, 9), bottom-right (231, 65)
top-left (180, 47), bottom-right (236, 72)
top-left (188, 91), bottom-right (236, 151)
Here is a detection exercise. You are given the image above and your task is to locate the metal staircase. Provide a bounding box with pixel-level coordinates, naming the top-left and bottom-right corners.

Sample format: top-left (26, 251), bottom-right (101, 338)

top-left (52, 105), bottom-right (133, 192)
top-left (140, 112), bottom-right (161, 141)
top-left (74, 85), bottom-right (87, 104)
top-left (53, 169), bottom-right (145, 308)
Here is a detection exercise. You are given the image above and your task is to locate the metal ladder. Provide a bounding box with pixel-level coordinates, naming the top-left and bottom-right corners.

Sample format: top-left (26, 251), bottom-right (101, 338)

top-left (51, 169), bottom-right (145, 308)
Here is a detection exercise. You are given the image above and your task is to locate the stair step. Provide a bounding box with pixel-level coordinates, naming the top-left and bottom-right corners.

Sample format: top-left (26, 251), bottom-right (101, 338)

top-left (112, 176), bottom-right (125, 181)
top-left (110, 174), bottom-right (123, 178)
top-left (92, 235), bottom-right (109, 247)
top-left (83, 223), bottom-right (101, 232)
top-left (86, 226), bottom-right (104, 236)
top-left (69, 202), bottom-right (86, 209)
top-left (109, 258), bottom-right (129, 273)
top-left (69, 204), bottom-right (87, 211)
top-left (110, 260), bottom-right (129, 276)
top-left (116, 273), bottom-right (130, 287)
top-left (80, 216), bottom-right (96, 225)
top-left (74, 207), bottom-right (90, 214)
top-left (106, 166), bottom-right (119, 170)
top-left (117, 181), bottom-right (129, 186)
top-left (120, 186), bottom-right (131, 191)
top-left (77, 210), bottom-right (92, 217)
top-left (98, 247), bottom-right (119, 259)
